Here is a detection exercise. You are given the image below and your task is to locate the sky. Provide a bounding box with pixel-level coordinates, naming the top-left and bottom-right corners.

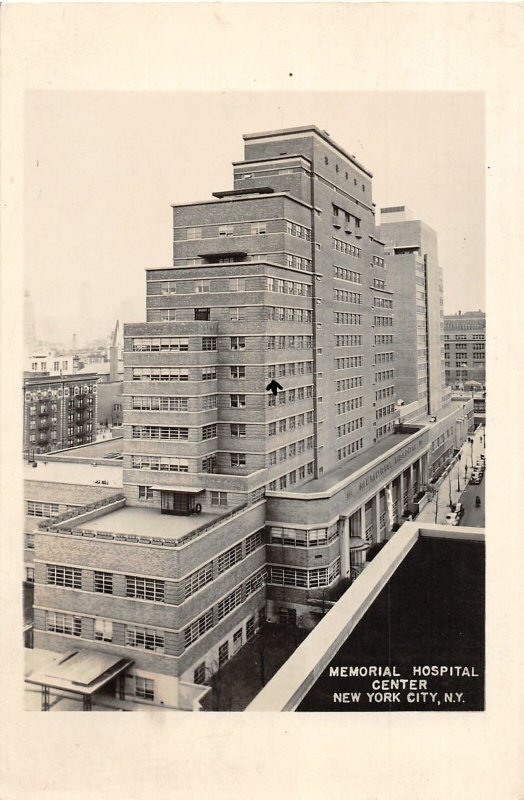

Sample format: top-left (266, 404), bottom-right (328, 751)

top-left (24, 90), bottom-right (485, 344)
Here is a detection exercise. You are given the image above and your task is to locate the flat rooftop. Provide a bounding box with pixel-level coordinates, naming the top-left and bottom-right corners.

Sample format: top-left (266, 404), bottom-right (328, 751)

top-left (285, 430), bottom-right (415, 495)
top-left (40, 437), bottom-right (123, 462)
top-left (72, 506), bottom-right (222, 541)
top-left (25, 460), bottom-right (122, 488)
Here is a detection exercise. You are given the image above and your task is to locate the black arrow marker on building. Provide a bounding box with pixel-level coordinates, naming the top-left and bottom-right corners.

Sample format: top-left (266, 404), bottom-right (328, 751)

top-left (266, 380), bottom-right (283, 396)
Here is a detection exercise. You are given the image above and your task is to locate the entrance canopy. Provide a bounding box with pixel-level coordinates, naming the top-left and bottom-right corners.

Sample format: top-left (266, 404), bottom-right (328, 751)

top-left (26, 650), bottom-right (133, 709)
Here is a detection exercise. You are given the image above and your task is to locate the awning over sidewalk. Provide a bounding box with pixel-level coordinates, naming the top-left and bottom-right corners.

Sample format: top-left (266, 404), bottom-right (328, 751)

top-left (26, 649), bottom-right (133, 710)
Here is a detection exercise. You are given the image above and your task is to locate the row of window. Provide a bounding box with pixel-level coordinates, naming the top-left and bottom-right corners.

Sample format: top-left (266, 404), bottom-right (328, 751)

top-left (334, 312), bottom-right (362, 325)
top-left (26, 501), bottom-right (60, 517)
top-left (267, 385), bottom-right (314, 406)
top-left (266, 461), bottom-right (315, 491)
top-left (268, 436), bottom-right (315, 465)
top-left (373, 278), bottom-right (386, 289)
top-left (336, 417), bottom-right (364, 437)
top-left (131, 455), bottom-right (189, 473)
top-left (132, 396), bottom-right (189, 411)
top-left (335, 335), bottom-right (362, 347)
top-left (337, 438), bottom-right (364, 460)
top-left (375, 369), bottom-right (394, 381)
top-left (372, 255), bottom-right (385, 267)
top-left (269, 522), bottom-right (339, 548)
top-left (375, 334), bottom-right (394, 344)
top-left (267, 559), bottom-right (340, 588)
top-left (376, 421), bottom-right (394, 438)
top-left (132, 426), bottom-right (189, 440)
top-left (335, 396), bottom-right (364, 415)
top-left (184, 568), bottom-right (266, 648)
top-left (335, 356), bottom-right (363, 370)
top-left (333, 289), bottom-right (362, 304)
top-left (374, 297), bottom-right (393, 309)
top-left (374, 316), bottom-right (393, 327)
top-left (376, 403), bottom-right (396, 419)
top-left (268, 307), bottom-right (312, 322)
top-left (375, 351), bottom-right (394, 364)
top-left (267, 361), bottom-right (314, 378)
top-left (268, 411), bottom-right (314, 435)
top-left (333, 237), bottom-right (361, 257)
top-left (266, 277), bottom-right (312, 296)
top-left (267, 335), bottom-right (313, 349)
top-left (333, 266), bottom-right (362, 284)
top-left (131, 337), bottom-right (190, 352)
top-left (336, 376), bottom-right (364, 392)
top-left (376, 385), bottom-right (394, 400)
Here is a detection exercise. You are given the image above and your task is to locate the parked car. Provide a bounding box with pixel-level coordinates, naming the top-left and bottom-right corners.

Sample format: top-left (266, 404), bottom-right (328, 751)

top-left (454, 502), bottom-right (465, 519)
top-left (479, 453), bottom-right (486, 461)
top-left (469, 474), bottom-right (482, 484)
top-left (445, 511), bottom-right (460, 526)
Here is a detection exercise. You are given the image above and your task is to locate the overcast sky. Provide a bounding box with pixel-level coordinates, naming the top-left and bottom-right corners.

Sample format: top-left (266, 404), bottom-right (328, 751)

top-left (25, 90), bottom-right (485, 344)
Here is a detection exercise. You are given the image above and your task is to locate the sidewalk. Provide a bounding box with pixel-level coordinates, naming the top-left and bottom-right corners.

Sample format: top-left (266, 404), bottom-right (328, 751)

top-left (417, 425), bottom-right (485, 525)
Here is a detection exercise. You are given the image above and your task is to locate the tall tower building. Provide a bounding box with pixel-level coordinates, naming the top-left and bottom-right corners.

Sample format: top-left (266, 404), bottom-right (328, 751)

top-left (378, 206), bottom-right (446, 417)
top-left (124, 126), bottom-right (395, 511)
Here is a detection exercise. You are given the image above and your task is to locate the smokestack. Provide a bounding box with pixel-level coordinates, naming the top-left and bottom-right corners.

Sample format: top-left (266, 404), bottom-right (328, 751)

top-left (109, 321), bottom-right (119, 383)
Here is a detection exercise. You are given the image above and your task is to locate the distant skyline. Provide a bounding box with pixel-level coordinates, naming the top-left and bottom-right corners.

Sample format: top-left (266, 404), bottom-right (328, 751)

top-left (24, 91), bottom-right (485, 342)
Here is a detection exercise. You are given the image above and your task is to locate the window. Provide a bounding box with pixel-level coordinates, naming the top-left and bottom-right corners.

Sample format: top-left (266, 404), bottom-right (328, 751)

top-left (246, 616), bottom-right (256, 640)
top-left (251, 222), bottom-right (267, 235)
top-left (194, 279), bottom-right (210, 293)
top-left (231, 453), bottom-right (246, 467)
top-left (194, 308), bottom-right (210, 321)
top-left (230, 394), bottom-right (246, 407)
top-left (184, 562), bottom-right (213, 599)
top-left (26, 567), bottom-right (35, 583)
top-left (125, 576), bottom-right (165, 603)
top-left (230, 336), bottom-right (246, 350)
top-left (27, 501), bottom-right (59, 517)
top-left (217, 587), bottom-right (243, 621)
top-left (138, 485), bottom-right (154, 500)
top-left (202, 337), bottom-right (217, 350)
top-left (233, 628), bottom-right (243, 653)
top-left (184, 610), bottom-right (214, 647)
top-left (135, 676), bottom-right (154, 700)
top-left (230, 366), bottom-right (246, 378)
top-left (245, 529), bottom-right (263, 555)
top-left (218, 641), bottom-right (229, 666)
top-left (229, 277), bottom-right (246, 291)
top-left (193, 663), bottom-right (206, 684)
top-left (46, 611), bottom-right (82, 637)
top-left (94, 571), bottom-right (113, 594)
top-left (187, 227), bottom-right (202, 240)
top-left (202, 368), bottom-right (217, 381)
top-left (230, 307), bottom-right (245, 321)
top-left (230, 424), bottom-right (246, 437)
top-left (126, 625), bottom-right (165, 652)
top-left (94, 619), bottom-right (113, 642)
top-left (218, 543), bottom-right (243, 573)
top-left (202, 424), bottom-right (217, 440)
top-left (211, 491), bottom-right (227, 506)
top-left (47, 564), bottom-right (82, 589)
top-left (219, 224), bottom-right (234, 237)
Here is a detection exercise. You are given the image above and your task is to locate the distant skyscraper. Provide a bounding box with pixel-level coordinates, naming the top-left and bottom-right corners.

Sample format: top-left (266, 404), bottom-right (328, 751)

top-left (24, 290), bottom-right (37, 353)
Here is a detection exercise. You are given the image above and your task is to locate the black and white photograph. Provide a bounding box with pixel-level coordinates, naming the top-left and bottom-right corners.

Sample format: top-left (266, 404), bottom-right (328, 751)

top-left (1, 3), bottom-right (523, 799)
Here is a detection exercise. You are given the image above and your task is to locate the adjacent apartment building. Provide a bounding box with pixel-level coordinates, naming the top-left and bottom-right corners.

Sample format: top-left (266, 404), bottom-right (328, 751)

top-left (29, 126), bottom-right (473, 711)
top-left (23, 373), bottom-right (98, 457)
top-left (444, 310), bottom-right (486, 387)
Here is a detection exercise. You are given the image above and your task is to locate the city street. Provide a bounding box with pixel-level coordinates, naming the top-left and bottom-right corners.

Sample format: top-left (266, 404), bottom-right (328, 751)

top-left (417, 424), bottom-right (485, 527)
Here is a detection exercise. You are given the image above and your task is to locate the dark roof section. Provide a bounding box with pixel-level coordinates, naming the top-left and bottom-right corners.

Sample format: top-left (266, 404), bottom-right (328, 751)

top-left (212, 187), bottom-right (275, 199)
